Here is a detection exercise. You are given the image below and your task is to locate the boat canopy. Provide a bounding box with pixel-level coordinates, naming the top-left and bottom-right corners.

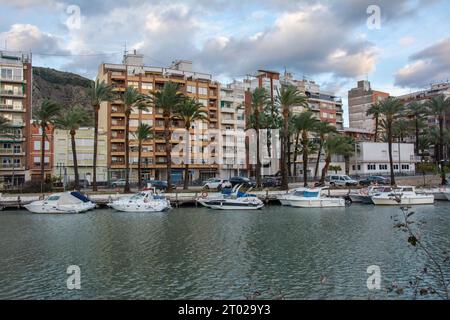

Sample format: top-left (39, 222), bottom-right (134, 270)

top-left (71, 192), bottom-right (91, 203)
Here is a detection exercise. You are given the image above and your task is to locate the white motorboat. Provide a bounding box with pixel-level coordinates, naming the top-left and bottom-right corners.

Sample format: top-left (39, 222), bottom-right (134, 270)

top-left (277, 188), bottom-right (307, 206)
top-left (197, 185), bottom-right (264, 210)
top-left (349, 186), bottom-right (391, 204)
top-left (284, 188), bottom-right (346, 208)
top-left (416, 187), bottom-right (449, 201)
top-left (24, 192), bottom-right (96, 214)
top-left (108, 190), bottom-right (171, 212)
top-left (372, 186), bottom-right (434, 205)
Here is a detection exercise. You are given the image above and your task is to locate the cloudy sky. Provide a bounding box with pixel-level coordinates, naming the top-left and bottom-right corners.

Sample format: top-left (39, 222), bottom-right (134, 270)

top-left (1, 0), bottom-right (449, 122)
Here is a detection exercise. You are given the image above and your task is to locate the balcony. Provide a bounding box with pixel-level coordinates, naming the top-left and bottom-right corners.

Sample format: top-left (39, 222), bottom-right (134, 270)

top-left (0, 76), bottom-right (24, 83)
top-left (0, 104), bottom-right (25, 112)
top-left (0, 148), bottom-right (23, 155)
top-left (220, 107), bottom-right (235, 114)
top-left (0, 163), bottom-right (24, 170)
top-left (222, 118), bottom-right (235, 125)
top-left (0, 90), bottom-right (24, 97)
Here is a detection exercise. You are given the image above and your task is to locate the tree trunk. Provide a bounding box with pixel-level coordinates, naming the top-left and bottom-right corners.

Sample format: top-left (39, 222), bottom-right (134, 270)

top-left (314, 140), bottom-right (323, 180)
top-left (92, 105), bottom-right (99, 192)
top-left (71, 130), bottom-right (80, 191)
top-left (138, 140), bottom-right (142, 189)
top-left (40, 124), bottom-right (46, 193)
top-left (183, 123), bottom-right (190, 190)
top-left (320, 154), bottom-right (331, 184)
top-left (124, 111), bottom-right (131, 193)
top-left (287, 134), bottom-right (292, 178)
top-left (374, 115), bottom-right (379, 142)
top-left (164, 114), bottom-right (173, 192)
top-left (302, 131), bottom-right (309, 187)
top-left (293, 132), bottom-right (300, 178)
top-left (387, 121), bottom-right (396, 186)
top-left (415, 117), bottom-right (420, 156)
top-left (281, 108), bottom-right (289, 190)
top-left (439, 117), bottom-right (446, 185)
top-left (255, 108), bottom-right (261, 188)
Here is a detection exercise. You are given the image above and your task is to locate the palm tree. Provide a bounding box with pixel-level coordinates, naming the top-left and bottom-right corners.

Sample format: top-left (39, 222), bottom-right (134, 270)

top-left (54, 106), bottom-right (91, 191)
top-left (90, 79), bottom-right (115, 192)
top-left (406, 102), bottom-right (426, 155)
top-left (123, 87), bottom-right (146, 193)
top-left (313, 122), bottom-right (337, 180)
top-left (276, 85), bottom-right (309, 190)
top-left (425, 95), bottom-right (450, 185)
top-left (133, 123), bottom-right (153, 189)
top-left (367, 101), bottom-right (382, 142)
top-left (148, 81), bottom-right (185, 192)
top-left (294, 111), bottom-right (319, 187)
top-left (378, 97), bottom-right (404, 186)
top-left (320, 134), bottom-right (354, 184)
top-left (246, 88), bottom-right (270, 188)
top-left (174, 97), bottom-right (208, 190)
top-left (33, 100), bottom-right (61, 192)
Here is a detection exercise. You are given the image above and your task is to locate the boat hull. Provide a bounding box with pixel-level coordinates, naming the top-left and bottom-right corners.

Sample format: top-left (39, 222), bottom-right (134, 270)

top-left (108, 201), bottom-right (170, 213)
top-left (198, 199), bottom-right (264, 210)
top-left (372, 196), bottom-right (435, 205)
top-left (349, 194), bottom-right (374, 204)
top-left (24, 202), bottom-right (95, 214)
top-left (444, 192), bottom-right (450, 201)
top-left (288, 198), bottom-right (346, 208)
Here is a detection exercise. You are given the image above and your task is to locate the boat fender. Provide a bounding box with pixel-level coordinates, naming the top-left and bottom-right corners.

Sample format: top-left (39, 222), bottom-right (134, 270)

top-left (201, 192), bottom-right (208, 199)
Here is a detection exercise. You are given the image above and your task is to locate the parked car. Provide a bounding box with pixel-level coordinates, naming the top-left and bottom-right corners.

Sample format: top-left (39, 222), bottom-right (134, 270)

top-left (111, 179), bottom-right (127, 188)
top-left (146, 180), bottom-right (176, 191)
top-left (202, 179), bottom-right (232, 190)
top-left (262, 177), bottom-right (282, 188)
top-left (359, 176), bottom-right (390, 186)
top-left (229, 176), bottom-right (256, 188)
top-left (328, 175), bottom-right (358, 187)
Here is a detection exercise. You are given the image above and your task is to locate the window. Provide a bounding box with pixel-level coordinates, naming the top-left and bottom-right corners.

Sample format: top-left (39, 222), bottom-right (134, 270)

top-left (187, 85), bottom-right (196, 94)
top-left (142, 82), bottom-right (153, 90)
top-left (368, 164), bottom-right (376, 171)
top-left (199, 99), bottom-right (208, 107)
top-left (128, 81), bottom-right (139, 88)
top-left (198, 87), bottom-right (208, 95)
top-left (402, 164), bottom-right (410, 170)
top-left (379, 165), bottom-right (388, 170)
top-left (394, 164), bottom-right (399, 170)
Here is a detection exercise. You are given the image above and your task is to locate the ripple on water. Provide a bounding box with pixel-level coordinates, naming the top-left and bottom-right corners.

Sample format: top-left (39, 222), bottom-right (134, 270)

top-left (0, 203), bottom-right (449, 299)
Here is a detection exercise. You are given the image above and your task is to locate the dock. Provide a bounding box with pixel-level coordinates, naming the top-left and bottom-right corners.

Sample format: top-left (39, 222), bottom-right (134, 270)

top-left (0, 189), bottom-right (353, 210)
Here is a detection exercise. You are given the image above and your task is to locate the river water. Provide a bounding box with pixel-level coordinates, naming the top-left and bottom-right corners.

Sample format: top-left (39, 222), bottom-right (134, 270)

top-left (0, 203), bottom-right (449, 300)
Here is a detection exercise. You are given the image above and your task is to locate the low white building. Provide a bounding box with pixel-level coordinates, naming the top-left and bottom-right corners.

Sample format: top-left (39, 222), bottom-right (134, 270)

top-left (349, 142), bottom-right (417, 176)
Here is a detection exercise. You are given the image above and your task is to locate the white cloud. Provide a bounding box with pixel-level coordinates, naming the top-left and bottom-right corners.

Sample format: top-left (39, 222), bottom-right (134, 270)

top-left (395, 37), bottom-right (450, 87)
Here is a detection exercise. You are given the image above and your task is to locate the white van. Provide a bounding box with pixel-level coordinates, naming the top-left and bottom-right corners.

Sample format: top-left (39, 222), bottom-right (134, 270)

top-left (328, 175), bottom-right (358, 187)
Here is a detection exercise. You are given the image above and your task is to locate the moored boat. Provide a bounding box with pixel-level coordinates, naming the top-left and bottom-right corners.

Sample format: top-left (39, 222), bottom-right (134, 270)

top-left (108, 190), bottom-right (171, 212)
top-left (284, 188), bottom-right (346, 208)
top-left (197, 185), bottom-right (264, 210)
top-left (372, 186), bottom-right (434, 205)
top-left (349, 186), bottom-right (390, 204)
top-left (24, 192), bottom-right (96, 214)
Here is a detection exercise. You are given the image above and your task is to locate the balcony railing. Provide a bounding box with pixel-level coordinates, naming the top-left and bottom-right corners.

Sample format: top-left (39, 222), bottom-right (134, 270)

top-left (0, 90), bottom-right (24, 97)
top-left (0, 104), bottom-right (25, 112)
top-left (0, 148), bottom-right (22, 154)
top-left (0, 163), bottom-right (22, 169)
top-left (0, 76), bottom-right (24, 82)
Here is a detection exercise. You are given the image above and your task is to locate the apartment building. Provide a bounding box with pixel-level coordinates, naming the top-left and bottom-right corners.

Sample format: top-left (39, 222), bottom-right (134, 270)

top-left (281, 73), bottom-right (345, 130)
top-left (0, 50), bottom-right (32, 186)
top-left (28, 123), bottom-right (54, 181)
top-left (219, 81), bottom-right (248, 178)
top-left (348, 80), bottom-right (389, 131)
top-left (340, 127), bottom-right (375, 142)
top-left (53, 127), bottom-right (108, 184)
top-left (349, 142), bottom-right (417, 176)
top-left (97, 52), bottom-right (220, 184)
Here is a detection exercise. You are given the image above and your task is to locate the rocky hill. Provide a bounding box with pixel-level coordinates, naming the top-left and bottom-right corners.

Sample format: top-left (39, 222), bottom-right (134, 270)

top-left (32, 67), bottom-right (94, 114)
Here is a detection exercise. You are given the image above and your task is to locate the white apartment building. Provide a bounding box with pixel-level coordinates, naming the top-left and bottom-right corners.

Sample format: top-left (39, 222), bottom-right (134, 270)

top-left (349, 142), bottom-right (417, 176)
top-left (53, 128), bottom-right (108, 184)
top-left (219, 81), bottom-right (249, 178)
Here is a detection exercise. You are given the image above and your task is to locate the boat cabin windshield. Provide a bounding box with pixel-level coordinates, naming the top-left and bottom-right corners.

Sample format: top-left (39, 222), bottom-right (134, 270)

top-left (293, 190), bottom-right (320, 197)
top-left (131, 193), bottom-right (146, 200)
top-left (47, 195), bottom-right (60, 201)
